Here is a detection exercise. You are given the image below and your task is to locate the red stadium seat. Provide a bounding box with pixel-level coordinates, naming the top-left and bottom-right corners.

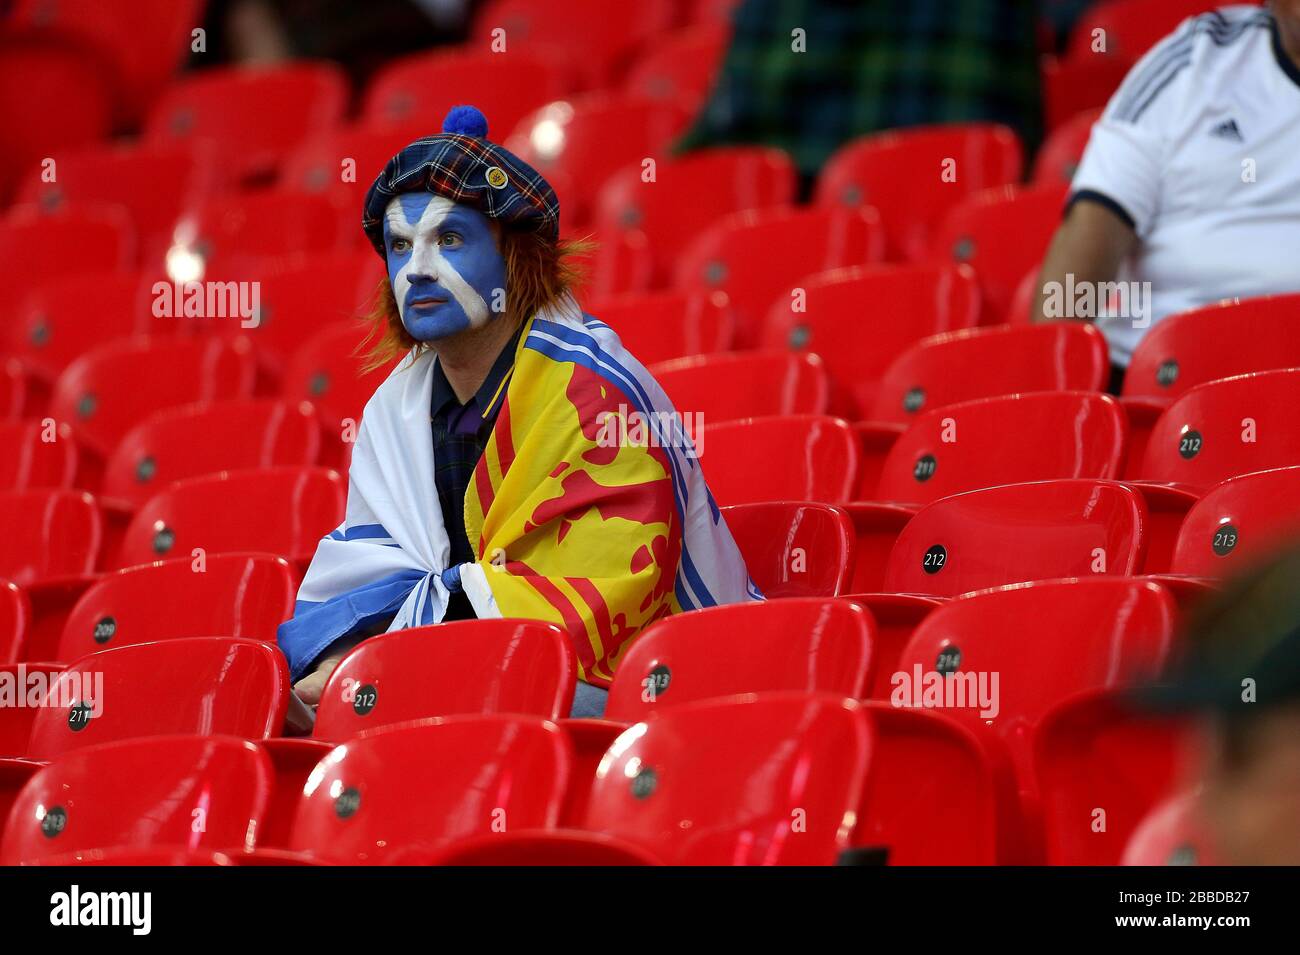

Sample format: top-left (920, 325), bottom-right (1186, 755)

top-left (17, 637), bottom-right (289, 760)
top-left (1, 359), bottom-right (26, 421)
top-left (49, 336), bottom-right (257, 475)
top-left (15, 142), bottom-right (215, 267)
top-left (0, 664), bottom-right (64, 759)
top-left (171, 190), bottom-right (352, 280)
top-left (679, 207), bottom-right (887, 348)
top-left (593, 147), bottom-right (798, 288)
top-left (5, 0), bottom-right (200, 125)
top-left (1137, 369), bottom-right (1300, 492)
top-left (102, 400), bottom-right (323, 510)
top-left (0, 582), bottom-right (29, 665)
top-left (1169, 466), bottom-right (1300, 577)
top-left (312, 620), bottom-right (577, 738)
top-left (53, 553), bottom-right (296, 664)
top-left (583, 693), bottom-right (869, 865)
top-left (1067, 0), bottom-right (1229, 62)
top-left (603, 599), bottom-right (874, 722)
top-left (868, 322), bottom-right (1109, 425)
top-left (0, 489), bottom-right (100, 590)
top-left (623, 22), bottom-right (730, 113)
top-left (900, 581), bottom-right (1178, 860)
top-left (117, 467), bottom-right (346, 571)
top-left (287, 715), bottom-right (571, 864)
top-left (1041, 57), bottom-right (1127, 132)
top-left (1119, 296), bottom-right (1300, 472)
top-left (281, 121), bottom-right (437, 219)
top-left (852, 702), bottom-right (1002, 864)
top-left (429, 830), bottom-right (660, 865)
top-left (721, 501), bottom-right (855, 598)
top-left (761, 263), bottom-right (981, 418)
top-left (1121, 790), bottom-right (1217, 866)
top-left (471, 0), bottom-right (676, 89)
top-left (650, 350), bottom-right (828, 424)
top-left (883, 480), bottom-right (1147, 597)
top-left (145, 62), bottom-right (348, 190)
top-left (0, 211), bottom-right (132, 320)
top-left (1032, 107), bottom-right (1102, 183)
top-left (702, 415), bottom-right (859, 506)
top-left (933, 183), bottom-right (1070, 321)
top-left (815, 124), bottom-right (1024, 262)
top-left (1036, 689), bottom-right (1195, 865)
top-left (0, 735), bottom-right (273, 865)
top-left (0, 42), bottom-right (111, 203)
top-left (0, 420), bottom-right (77, 492)
top-left (10, 271), bottom-right (165, 397)
top-left (588, 290), bottom-right (735, 366)
top-left (283, 321), bottom-right (398, 464)
top-left (24, 847), bottom-right (239, 866)
top-left (868, 391), bottom-right (1127, 503)
top-left (506, 93), bottom-right (693, 227)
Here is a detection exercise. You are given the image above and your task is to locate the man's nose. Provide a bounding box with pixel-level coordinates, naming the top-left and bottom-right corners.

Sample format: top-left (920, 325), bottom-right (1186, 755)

top-left (406, 245), bottom-right (440, 282)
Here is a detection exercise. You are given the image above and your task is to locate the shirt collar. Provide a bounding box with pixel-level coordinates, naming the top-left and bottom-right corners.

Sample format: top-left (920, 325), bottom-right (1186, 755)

top-left (430, 323), bottom-right (524, 427)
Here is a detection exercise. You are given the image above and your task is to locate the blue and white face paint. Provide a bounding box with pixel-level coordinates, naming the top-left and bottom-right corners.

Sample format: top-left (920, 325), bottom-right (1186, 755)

top-left (382, 193), bottom-right (507, 341)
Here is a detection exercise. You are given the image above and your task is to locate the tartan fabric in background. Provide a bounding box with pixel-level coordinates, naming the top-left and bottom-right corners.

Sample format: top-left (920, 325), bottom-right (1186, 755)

top-left (676, 0), bottom-right (1044, 190)
top-left (362, 131), bottom-right (560, 254)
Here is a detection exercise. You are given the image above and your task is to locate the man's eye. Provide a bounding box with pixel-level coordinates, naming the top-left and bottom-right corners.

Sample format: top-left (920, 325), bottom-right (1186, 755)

top-left (440, 233), bottom-right (463, 248)
top-left (391, 238), bottom-right (411, 253)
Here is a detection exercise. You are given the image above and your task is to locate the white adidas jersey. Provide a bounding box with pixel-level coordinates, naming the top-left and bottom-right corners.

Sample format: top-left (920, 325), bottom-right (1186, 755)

top-left (1070, 5), bottom-right (1300, 366)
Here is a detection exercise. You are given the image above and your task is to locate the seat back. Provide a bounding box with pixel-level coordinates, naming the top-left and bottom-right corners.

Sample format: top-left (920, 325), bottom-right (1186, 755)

top-left (288, 715), bottom-right (571, 863)
top-left (701, 415), bottom-right (858, 506)
top-left (605, 599), bottom-right (874, 721)
top-left (1, 735), bottom-right (273, 864)
top-left (651, 351), bottom-right (829, 424)
top-left (883, 480), bottom-right (1147, 597)
top-left (314, 620), bottom-right (576, 739)
top-left (1170, 466), bottom-right (1300, 577)
top-left (0, 489), bottom-right (100, 587)
top-left (589, 290), bottom-right (735, 367)
top-left (721, 502), bottom-right (855, 597)
top-left (0, 420), bottom-right (77, 491)
top-left (586, 693), bottom-right (870, 864)
top-left (57, 553), bottom-right (296, 663)
top-left (24, 637), bottom-right (290, 760)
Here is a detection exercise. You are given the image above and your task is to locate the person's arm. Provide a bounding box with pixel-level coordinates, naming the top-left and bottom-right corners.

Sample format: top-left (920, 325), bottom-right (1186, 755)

top-left (291, 616), bottom-right (392, 705)
top-left (1032, 198), bottom-right (1139, 324)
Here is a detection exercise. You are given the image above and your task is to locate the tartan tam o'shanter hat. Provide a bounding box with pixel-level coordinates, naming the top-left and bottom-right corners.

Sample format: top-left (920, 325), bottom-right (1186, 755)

top-left (361, 104), bottom-right (560, 255)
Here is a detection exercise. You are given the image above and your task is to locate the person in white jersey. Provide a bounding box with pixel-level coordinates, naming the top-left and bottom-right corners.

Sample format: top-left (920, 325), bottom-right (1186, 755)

top-left (1034, 2), bottom-right (1300, 392)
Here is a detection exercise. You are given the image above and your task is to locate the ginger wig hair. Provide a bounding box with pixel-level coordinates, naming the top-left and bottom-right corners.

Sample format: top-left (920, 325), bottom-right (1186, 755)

top-left (358, 226), bottom-right (592, 372)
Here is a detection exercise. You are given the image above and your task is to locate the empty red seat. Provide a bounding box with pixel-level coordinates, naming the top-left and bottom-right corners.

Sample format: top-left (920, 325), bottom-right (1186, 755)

top-left (762, 263), bottom-right (981, 417)
top-left (703, 415), bottom-right (859, 506)
top-left (868, 322), bottom-right (1109, 425)
top-left (678, 206), bottom-right (887, 348)
top-left (0, 582), bottom-right (29, 665)
top-left (593, 147), bottom-right (798, 288)
top-left (0, 735), bottom-right (272, 864)
top-left (0, 420), bottom-right (77, 492)
top-left (103, 400), bottom-right (322, 510)
top-left (363, 49), bottom-right (564, 137)
top-left (311, 620), bottom-right (576, 739)
top-left (506, 93), bottom-right (693, 227)
top-left (1036, 689), bottom-right (1194, 865)
top-left (145, 62), bottom-right (348, 189)
top-left (49, 336), bottom-right (257, 468)
top-left (0, 489), bottom-right (100, 590)
top-left (721, 502), bottom-right (855, 598)
top-left (1, 359), bottom-right (25, 421)
top-left (1041, 57), bottom-right (1127, 131)
top-left (583, 693), bottom-right (869, 864)
top-left (1138, 369), bottom-right (1300, 492)
top-left (15, 141), bottom-right (214, 266)
top-left (54, 553), bottom-right (296, 664)
top-left (18, 637), bottom-right (289, 761)
top-left (1169, 466), bottom-right (1300, 577)
top-left (471, 0), bottom-right (675, 89)
top-left (1032, 107), bottom-right (1101, 183)
top-left (428, 830), bottom-right (659, 866)
top-left (1067, 0), bottom-right (1225, 62)
top-left (287, 715), bottom-right (571, 864)
top-left (815, 124), bottom-right (1023, 262)
top-left (650, 351), bottom-right (828, 424)
top-left (1121, 790), bottom-right (1217, 866)
top-left (883, 480), bottom-right (1147, 597)
top-left (118, 467), bottom-right (346, 571)
top-left (604, 599), bottom-right (874, 722)
top-left (281, 121), bottom-right (437, 211)
top-left (0, 211), bottom-right (132, 318)
top-left (899, 580), bottom-right (1178, 860)
top-left (623, 22), bottom-right (730, 113)
top-left (932, 183), bottom-right (1070, 320)
top-left (589, 290), bottom-right (735, 366)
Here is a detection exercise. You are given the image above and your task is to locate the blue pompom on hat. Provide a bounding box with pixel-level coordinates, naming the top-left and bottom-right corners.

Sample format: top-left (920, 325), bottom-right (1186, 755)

top-left (361, 104), bottom-right (559, 255)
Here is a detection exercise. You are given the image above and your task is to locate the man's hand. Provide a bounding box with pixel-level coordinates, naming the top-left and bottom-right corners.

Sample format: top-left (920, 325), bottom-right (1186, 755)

top-left (292, 652), bottom-right (347, 706)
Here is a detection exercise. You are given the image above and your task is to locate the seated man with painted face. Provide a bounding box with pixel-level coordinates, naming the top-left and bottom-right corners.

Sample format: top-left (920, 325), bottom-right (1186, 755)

top-left (278, 106), bottom-right (758, 718)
